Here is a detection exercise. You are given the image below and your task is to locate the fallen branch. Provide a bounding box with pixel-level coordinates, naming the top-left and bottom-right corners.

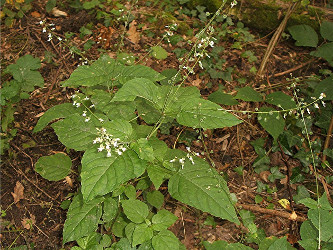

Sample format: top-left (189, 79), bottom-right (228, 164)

top-left (236, 203), bottom-right (307, 222)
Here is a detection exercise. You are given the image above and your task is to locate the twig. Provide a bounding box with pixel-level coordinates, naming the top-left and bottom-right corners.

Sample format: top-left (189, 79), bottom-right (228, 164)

top-left (257, 2), bottom-right (299, 78)
top-left (236, 203), bottom-right (307, 222)
top-left (273, 58), bottom-right (316, 77)
top-left (43, 65), bottom-right (63, 104)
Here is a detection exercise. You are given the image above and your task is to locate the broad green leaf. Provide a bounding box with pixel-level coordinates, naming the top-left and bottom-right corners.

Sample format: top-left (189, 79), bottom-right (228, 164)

top-left (76, 232), bottom-right (102, 249)
top-left (34, 153), bottom-right (71, 181)
top-left (124, 185), bottom-right (137, 200)
top-left (111, 238), bottom-right (135, 249)
top-left (267, 236), bottom-right (296, 249)
top-left (81, 146), bottom-right (146, 201)
top-left (103, 119), bottom-right (133, 141)
top-left (132, 224), bottom-right (154, 247)
top-left (152, 230), bottom-right (181, 250)
top-left (147, 164), bottom-right (171, 189)
top-left (34, 103), bottom-right (80, 132)
top-left (288, 24), bottom-right (318, 47)
top-left (51, 114), bottom-right (97, 151)
top-left (5, 54), bottom-right (44, 92)
top-left (320, 21), bottom-right (333, 41)
top-left (112, 213), bottom-right (130, 238)
top-left (300, 220), bottom-right (318, 244)
top-left (151, 46), bottom-right (168, 60)
top-left (311, 43), bottom-right (333, 66)
top-left (293, 185), bottom-right (310, 204)
top-left (62, 55), bottom-right (118, 87)
top-left (234, 86), bottom-right (262, 102)
top-left (147, 190), bottom-right (164, 209)
top-left (125, 222), bottom-right (136, 244)
top-left (111, 78), bottom-right (161, 109)
top-left (314, 77), bottom-right (333, 100)
top-left (136, 98), bottom-right (162, 124)
top-left (62, 56), bottom-right (164, 88)
top-left (265, 92), bottom-right (296, 110)
top-left (152, 210), bottom-right (178, 231)
top-left (168, 158), bottom-right (239, 224)
top-left (208, 91), bottom-right (239, 105)
top-left (117, 64), bottom-right (165, 85)
top-left (131, 138), bottom-right (155, 161)
top-left (160, 68), bottom-right (181, 85)
top-left (176, 98), bottom-right (241, 129)
top-left (257, 107), bottom-right (285, 141)
top-left (102, 197), bottom-right (118, 222)
top-left (122, 199), bottom-right (149, 223)
top-left (63, 193), bottom-right (104, 243)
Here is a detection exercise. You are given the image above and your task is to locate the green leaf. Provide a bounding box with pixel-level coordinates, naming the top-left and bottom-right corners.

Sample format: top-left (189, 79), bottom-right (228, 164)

top-left (288, 24), bottom-right (318, 47)
top-left (151, 46), bottom-right (168, 60)
top-left (152, 230), bottom-right (181, 250)
top-left (34, 103), bottom-right (80, 132)
top-left (320, 21), bottom-right (333, 41)
top-left (147, 164), bottom-right (171, 189)
top-left (124, 185), bottom-right (137, 200)
top-left (293, 185), bottom-right (310, 204)
top-left (208, 91), bottom-right (239, 105)
top-left (81, 147), bottom-right (146, 201)
top-left (112, 213), bottom-right (130, 238)
top-left (102, 197), bottom-right (118, 222)
top-left (265, 92), bottom-right (296, 110)
top-left (103, 119), bottom-right (133, 141)
top-left (311, 43), bottom-right (333, 66)
top-left (299, 220), bottom-right (318, 249)
top-left (131, 138), bottom-right (155, 161)
top-left (112, 78), bottom-right (161, 107)
top-left (132, 224), bottom-right (154, 247)
top-left (62, 56), bottom-right (164, 88)
top-left (267, 236), bottom-right (296, 249)
top-left (5, 54), bottom-right (44, 92)
top-left (176, 98), bottom-right (241, 129)
top-left (258, 107), bottom-right (285, 141)
top-left (152, 210), bottom-right (178, 231)
top-left (63, 193), bottom-right (104, 244)
top-left (268, 166), bottom-right (285, 182)
top-left (34, 153), bottom-right (71, 181)
top-left (83, 0), bottom-right (100, 9)
top-left (168, 157), bottom-right (239, 224)
top-left (111, 238), bottom-right (135, 249)
top-left (314, 77), bottom-right (333, 100)
top-left (76, 232), bottom-right (102, 249)
top-left (234, 86), bottom-right (262, 102)
top-left (147, 190), bottom-right (164, 209)
top-left (122, 199), bottom-right (149, 223)
top-left (51, 114), bottom-right (97, 151)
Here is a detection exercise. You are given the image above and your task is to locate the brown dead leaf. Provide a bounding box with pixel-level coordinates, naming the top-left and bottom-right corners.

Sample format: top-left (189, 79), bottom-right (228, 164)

top-left (51, 7), bottom-right (68, 17)
top-left (192, 76), bottom-right (201, 87)
top-left (65, 176), bottom-right (73, 188)
top-left (259, 171), bottom-right (270, 183)
top-left (289, 211), bottom-right (298, 221)
top-left (127, 20), bottom-right (140, 44)
top-left (22, 215), bottom-right (36, 230)
top-left (30, 11), bottom-right (41, 18)
top-left (11, 181), bottom-right (24, 203)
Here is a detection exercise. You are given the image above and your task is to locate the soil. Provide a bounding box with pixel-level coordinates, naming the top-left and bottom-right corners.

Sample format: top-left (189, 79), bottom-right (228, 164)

top-left (1, 0), bottom-right (332, 249)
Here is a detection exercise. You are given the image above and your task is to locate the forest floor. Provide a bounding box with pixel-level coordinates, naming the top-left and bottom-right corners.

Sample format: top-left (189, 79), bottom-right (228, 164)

top-left (1, 0), bottom-right (332, 249)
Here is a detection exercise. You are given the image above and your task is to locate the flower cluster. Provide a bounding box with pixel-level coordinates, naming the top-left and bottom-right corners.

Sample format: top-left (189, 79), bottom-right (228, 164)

top-left (169, 147), bottom-right (199, 168)
top-left (93, 128), bottom-right (127, 157)
top-left (164, 23), bottom-right (178, 43)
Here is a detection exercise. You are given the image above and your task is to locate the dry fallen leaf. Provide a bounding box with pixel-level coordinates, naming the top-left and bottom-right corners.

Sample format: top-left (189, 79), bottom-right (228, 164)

top-left (289, 211), bottom-right (298, 221)
top-left (65, 176), bottom-right (73, 188)
top-left (22, 215), bottom-right (36, 230)
top-left (30, 11), bottom-right (41, 18)
top-left (11, 181), bottom-right (24, 203)
top-left (127, 20), bottom-right (140, 44)
top-left (51, 7), bottom-right (68, 17)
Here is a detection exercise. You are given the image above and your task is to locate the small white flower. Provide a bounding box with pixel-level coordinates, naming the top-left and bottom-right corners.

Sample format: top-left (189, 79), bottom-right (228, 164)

top-left (42, 28), bottom-right (46, 33)
top-left (75, 102), bottom-right (81, 108)
top-left (98, 145), bottom-right (105, 152)
top-left (107, 151), bottom-right (112, 157)
top-left (89, 104), bottom-right (95, 108)
top-left (98, 118), bottom-right (104, 122)
top-left (314, 103), bottom-right (319, 109)
top-left (82, 111), bottom-right (87, 117)
top-left (85, 117), bottom-right (90, 122)
top-left (209, 41), bottom-right (214, 47)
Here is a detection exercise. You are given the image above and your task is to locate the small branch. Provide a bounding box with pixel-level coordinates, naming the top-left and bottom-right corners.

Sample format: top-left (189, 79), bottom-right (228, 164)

top-left (236, 203), bottom-right (307, 222)
top-left (273, 58), bottom-right (315, 77)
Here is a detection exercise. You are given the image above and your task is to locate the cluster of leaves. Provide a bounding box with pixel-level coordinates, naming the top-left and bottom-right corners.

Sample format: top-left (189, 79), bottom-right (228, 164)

top-left (1, 55), bottom-right (44, 155)
top-left (33, 55), bottom-right (242, 248)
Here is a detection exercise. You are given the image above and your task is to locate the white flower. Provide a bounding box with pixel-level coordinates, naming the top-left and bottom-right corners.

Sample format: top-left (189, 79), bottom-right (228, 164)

top-left (85, 117), bottom-right (90, 122)
top-left (82, 111), bottom-right (87, 117)
top-left (98, 145), bottom-right (105, 152)
top-left (42, 28), bottom-right (46, 33)
top-left (107, 151), bottom-right (112, 157)
top-left (98, 118), bottom-right (104, 122)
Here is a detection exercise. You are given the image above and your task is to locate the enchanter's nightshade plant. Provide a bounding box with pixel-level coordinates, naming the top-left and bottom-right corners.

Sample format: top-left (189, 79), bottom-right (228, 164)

top-left (33, 54), bottom-right (242, 248)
